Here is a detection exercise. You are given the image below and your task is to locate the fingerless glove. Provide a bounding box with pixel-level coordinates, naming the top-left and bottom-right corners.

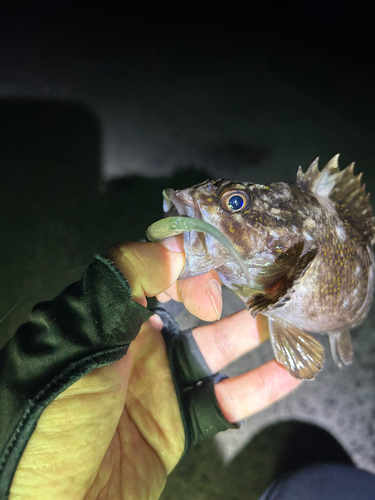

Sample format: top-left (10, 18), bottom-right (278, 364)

top-left (0, 254), bottom-right (152, 498)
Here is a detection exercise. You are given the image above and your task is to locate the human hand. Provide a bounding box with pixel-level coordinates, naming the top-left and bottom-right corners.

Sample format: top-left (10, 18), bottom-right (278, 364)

top-left (10, 237), bottom-right (301, 500)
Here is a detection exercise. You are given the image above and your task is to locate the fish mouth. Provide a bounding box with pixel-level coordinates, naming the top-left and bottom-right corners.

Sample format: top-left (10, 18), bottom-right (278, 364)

top-left (162, 188), bottom-right (197, 219)
top-left (161, 188), bottom-right (202, 259)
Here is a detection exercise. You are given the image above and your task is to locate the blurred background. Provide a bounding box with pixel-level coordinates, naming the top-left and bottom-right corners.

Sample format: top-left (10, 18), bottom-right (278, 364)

top-left (1, 1), bottom-right (375, 498)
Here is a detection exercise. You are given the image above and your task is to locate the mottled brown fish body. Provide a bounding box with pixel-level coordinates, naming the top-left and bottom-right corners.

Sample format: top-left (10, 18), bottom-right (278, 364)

top-left (162, 155), bottom-right (375, 380)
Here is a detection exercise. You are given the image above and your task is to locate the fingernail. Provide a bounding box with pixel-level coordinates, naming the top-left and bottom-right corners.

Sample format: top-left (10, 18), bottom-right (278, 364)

top-left (159, 236), bottom-right (183, 252)
top-left (207, 279), bottom-right (222, 321)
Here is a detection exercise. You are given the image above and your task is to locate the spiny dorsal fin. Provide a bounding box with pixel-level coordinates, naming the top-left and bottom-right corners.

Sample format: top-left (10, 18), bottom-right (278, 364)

top-left (297, 154), bottom-right (375, 245)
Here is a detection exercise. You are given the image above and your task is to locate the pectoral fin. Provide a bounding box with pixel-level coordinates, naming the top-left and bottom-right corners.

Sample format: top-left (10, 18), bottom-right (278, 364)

top-left (246, 242), bottom-right (318, 316)
top-left (269, 318), bottom-right (325, 380)
top-left (329, 330), bottom-right (353, 368)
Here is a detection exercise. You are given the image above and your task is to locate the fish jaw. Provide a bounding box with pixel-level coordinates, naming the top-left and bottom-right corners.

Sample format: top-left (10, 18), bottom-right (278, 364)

top-left (162, 188), bottom-right (209, 275)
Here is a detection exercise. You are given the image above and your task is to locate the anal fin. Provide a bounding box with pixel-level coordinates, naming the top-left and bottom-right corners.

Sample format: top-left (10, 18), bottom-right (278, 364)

top-left (329, 330), bottom-right (353, 368)
top-left (269, 318), bottom-right (325, 380)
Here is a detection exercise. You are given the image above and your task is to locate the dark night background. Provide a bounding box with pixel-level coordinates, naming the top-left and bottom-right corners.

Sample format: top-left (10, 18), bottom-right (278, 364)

top-left (1, 2), bottom-right (375, 499)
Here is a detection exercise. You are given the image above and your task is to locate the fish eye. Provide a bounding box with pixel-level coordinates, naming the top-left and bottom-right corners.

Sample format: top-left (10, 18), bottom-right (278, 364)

top-left (227, 194), bottom-right (245, 211)
top-left (220, 188), bottom-right (251, 213)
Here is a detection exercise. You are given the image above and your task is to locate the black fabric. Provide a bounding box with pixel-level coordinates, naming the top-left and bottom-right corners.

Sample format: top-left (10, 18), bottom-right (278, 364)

top-left (154, 304), bottom-right (212, 385)
top-left (0, 254), bottom-right (152, 499)
top-left (258, 462), bottom-right (375, 500)
top-left (153, 302), bottom-right (240, 456)
top-left (174, 328), bottom-right (213, 384)
top-left (157, 298), bottom-right (185, 319)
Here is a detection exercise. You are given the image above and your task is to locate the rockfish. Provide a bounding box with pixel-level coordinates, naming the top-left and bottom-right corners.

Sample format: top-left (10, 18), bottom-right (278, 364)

top-left (147, 155), bottom-right (375, 380)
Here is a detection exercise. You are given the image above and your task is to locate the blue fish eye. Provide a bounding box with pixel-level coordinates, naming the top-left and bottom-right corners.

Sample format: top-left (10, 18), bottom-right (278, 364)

top-left (228, 195), bottom-right (245, 211)
top-left (221, 187), bottom-right (251, 212)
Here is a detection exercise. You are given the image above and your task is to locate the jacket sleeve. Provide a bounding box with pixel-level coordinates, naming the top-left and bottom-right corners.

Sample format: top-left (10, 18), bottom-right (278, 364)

top-left (0, 254), bottom-right (152, 499)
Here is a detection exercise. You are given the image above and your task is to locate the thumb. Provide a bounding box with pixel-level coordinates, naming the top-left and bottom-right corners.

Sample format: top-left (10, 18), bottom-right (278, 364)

top-left (107, 239), bottom-right (185, 306)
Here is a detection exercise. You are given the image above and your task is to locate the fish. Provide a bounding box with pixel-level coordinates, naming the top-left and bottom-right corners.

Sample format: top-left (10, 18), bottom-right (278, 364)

top-left (147, 155), bottom-right (375, 380)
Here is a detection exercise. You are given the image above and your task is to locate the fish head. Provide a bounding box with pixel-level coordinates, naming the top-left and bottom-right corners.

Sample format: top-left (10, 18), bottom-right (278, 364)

top-left (162, 179), bottom-right (302, 283)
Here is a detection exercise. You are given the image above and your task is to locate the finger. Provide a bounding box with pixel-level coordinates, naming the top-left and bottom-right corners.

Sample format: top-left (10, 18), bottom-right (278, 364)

top-left (153, 234), bottom-right (223, 321)
top-left (178, 271), bottom-right (223, 322)
top-left (156, 282), bottom-right (182, 303)
top-left (192, 310), bottom-right (269, 373)
top-left (156, 270), bottom-right (223, 322)
top-left (107, 240), bottom-right (185, 306)
top-left (215, 359), bottom-right (302, 423)
top-left (155, 291), bottom-right (173, 303)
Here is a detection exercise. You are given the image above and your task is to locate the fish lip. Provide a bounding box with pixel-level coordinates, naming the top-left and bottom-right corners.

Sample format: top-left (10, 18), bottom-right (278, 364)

top-left (162, 188), bottom-right (196, 218)
top-left (162, 189), bottom-right (187, 216)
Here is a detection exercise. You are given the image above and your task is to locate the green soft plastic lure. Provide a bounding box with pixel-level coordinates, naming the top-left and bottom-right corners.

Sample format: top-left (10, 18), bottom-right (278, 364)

top-left (146, 216), bottom-right (252, 282)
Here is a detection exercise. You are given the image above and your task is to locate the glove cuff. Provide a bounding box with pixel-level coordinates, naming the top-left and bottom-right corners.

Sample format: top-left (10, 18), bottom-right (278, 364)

top-left (182, 373), bottom-right (241, 450)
